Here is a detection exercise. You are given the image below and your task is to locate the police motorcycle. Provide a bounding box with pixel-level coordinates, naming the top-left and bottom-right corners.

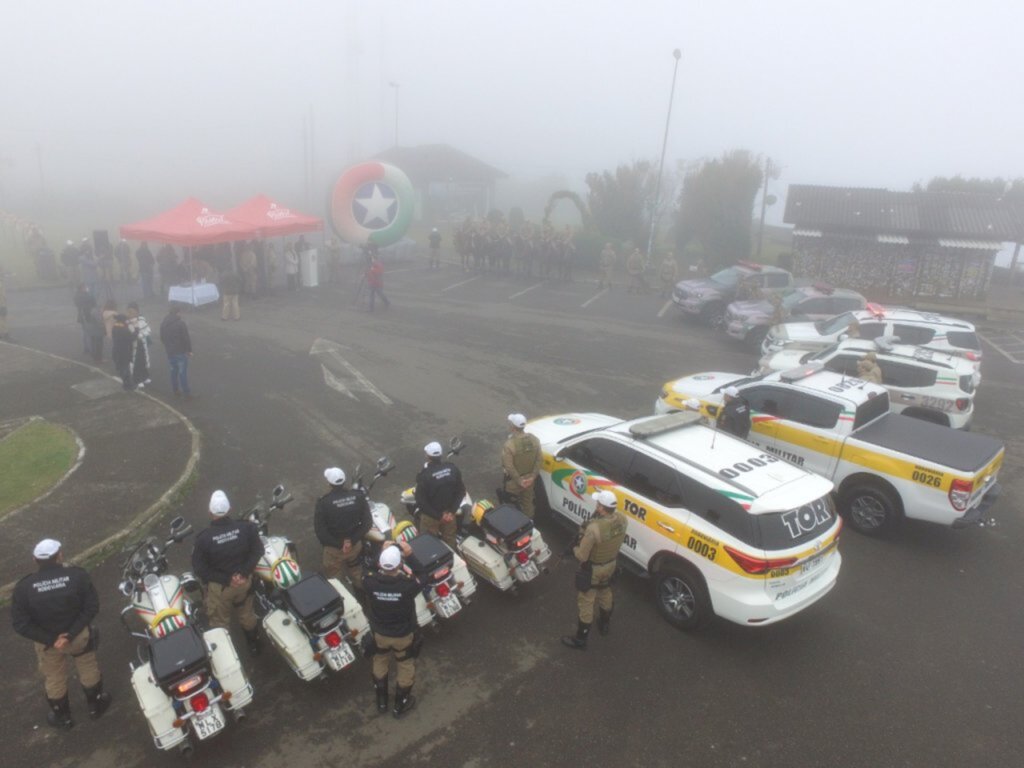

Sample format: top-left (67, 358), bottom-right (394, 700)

top-left (118, 517), bottom-right (254, 755)
top-left (357, 454), bottom-right (477, 627)
top-left (398, 438), bottom-right (553, 593)
top-left (244, 484), bottom-right (371, 681)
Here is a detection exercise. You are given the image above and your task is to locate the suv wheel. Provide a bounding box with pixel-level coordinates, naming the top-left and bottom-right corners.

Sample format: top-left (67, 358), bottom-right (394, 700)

top-left (653, 562), bottom-right (711, 630)
top-left (702, 302), bottom-right (726, 329)
top-left (840, 482), bottom-right (901, 535)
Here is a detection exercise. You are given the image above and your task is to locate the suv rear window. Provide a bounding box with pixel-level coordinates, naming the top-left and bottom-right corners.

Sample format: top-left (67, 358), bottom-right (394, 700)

top-left (879, 360), bottom-right (937, 388)
top-left (947, 330), bottom-right (981, 351)
top-left (757, 496), bottom-right (836, 550)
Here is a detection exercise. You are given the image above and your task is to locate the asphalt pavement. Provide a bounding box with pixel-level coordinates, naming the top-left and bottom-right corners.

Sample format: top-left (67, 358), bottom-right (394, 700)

top-left (2, 263), bottom-right (1022, 768)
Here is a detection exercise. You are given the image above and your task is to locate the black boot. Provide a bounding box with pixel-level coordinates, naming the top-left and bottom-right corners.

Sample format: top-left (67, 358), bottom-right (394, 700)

top-left (561, 621), bottom-right (591, 650)
top-left (373, 677), bottom-right (389, 715)
top-left (244, 627), bottom-right (261, 656)
top-left (83, 681), bottom-right (112, 720)
top-left (392, 685), bottom-right (416, 719)
top-left (46, 695), bottom-right (73, 729)
top-left (597, 609), bottom-right (612, 636)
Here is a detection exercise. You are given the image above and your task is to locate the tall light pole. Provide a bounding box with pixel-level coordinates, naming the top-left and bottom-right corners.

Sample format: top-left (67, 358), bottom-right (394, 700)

top-left (388, 81), bottom-right (400, 147)
top-left (646, 48), bottom-right (682, 265)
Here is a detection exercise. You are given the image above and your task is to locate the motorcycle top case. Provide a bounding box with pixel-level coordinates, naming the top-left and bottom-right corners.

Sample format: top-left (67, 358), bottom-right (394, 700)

top-left (481, 504), bottom-right (533, 542)
top-left (149, 625), bottom-right (207, 687)
top-left (406, 533), bottom-right (455, 576)
top-left (285, 573), bottom-right (345, 629)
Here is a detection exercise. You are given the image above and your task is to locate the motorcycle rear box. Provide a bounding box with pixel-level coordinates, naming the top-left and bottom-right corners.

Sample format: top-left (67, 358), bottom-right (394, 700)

top-left (149, 625), bottom-right (207, 686)
top-left (406, 534), bottom-right (454, 576)
top-left (482, 504), bottom-right (533, 542)
top-left (284, 573), bottom-right (345, 628)
top-left (263, 608), bottom-right (322, 681)
top-left (204, 627), bottom-right (254, 709)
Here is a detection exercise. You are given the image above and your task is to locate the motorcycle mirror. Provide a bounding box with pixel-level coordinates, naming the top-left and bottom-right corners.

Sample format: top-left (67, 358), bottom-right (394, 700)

top-left (377, 456), bottom-right (394, 473)
top-left (449, 436), bottom-right (464, 453)
top-left (174, 525), bottom-right (194, 542)
top-left (353, 463), bottom-right (362, 479)
top-left (273, 484), bottom-right (285, 497)
top-left (169, 516), bottom-right (185, 531)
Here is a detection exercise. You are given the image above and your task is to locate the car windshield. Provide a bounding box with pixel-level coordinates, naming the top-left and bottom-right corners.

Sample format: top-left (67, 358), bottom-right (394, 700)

top-left (709, 267), bottom-right (742, 288)
top-left (814, 312), bottom-right (854, 335)
top-left (808, 343), bottom-right (841, 362)
top-left (712, 375), bottom-right (762, 393)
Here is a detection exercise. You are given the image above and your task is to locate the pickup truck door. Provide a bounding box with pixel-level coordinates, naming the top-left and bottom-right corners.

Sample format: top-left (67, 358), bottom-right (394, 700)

top-left (771, 392), bottom-right (846, 477)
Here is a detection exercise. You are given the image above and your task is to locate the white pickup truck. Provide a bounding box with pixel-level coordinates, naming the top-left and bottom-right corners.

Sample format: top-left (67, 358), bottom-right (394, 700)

top-left (656, 364), bottom-right (1004, 535)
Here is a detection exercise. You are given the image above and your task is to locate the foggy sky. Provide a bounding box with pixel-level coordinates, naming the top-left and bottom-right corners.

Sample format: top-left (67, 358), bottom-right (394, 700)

top-left (1, 0), bottom-right (1022, 221)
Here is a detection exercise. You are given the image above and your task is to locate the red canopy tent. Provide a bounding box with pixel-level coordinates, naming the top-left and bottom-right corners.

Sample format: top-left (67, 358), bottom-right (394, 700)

top-left (119, 197), bottom-right (259, 246)
top-left (225, 194), bottom-right (323, 237)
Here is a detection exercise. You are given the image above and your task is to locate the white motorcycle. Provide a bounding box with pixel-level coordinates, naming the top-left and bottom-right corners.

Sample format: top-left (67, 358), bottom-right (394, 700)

top-left (356, 455), bottom-right (477, 627)
top-left (244, 484), bottom-right (371, 681)
top-left (118, 518), bottom-right (254, 755)
top-left (399, 438), bottom-right (553, 593)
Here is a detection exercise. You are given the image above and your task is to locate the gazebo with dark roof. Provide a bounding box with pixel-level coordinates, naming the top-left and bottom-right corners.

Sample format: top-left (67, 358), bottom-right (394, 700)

top-left (374, 144), bottom-right (507, 222)
top-left (784, 184), bottom-right (1024, 301)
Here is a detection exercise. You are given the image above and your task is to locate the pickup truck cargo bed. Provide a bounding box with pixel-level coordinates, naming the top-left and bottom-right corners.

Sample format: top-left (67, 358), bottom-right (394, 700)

top-left (854, 414), bottom-right (1001, 472)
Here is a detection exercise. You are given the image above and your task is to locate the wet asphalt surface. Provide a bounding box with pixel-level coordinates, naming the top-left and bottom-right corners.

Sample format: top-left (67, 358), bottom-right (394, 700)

top-left (2, 264), bottom-right (1023, 768)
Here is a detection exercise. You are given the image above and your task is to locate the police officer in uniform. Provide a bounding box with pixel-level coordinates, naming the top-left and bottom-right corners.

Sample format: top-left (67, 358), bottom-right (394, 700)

top-left (314, 467), bottom-right (372, 590)
top-left (11, 539), bottom-right (111, 728)
top-left (717, 385), bottom-right (751, 439)
top-left (414, 441), bottom-right (466, 549)
top-left (563, 491), bottom-right (628, 650)
top-left (191, 490), bottom-right (264, 653)
top-left (363, 545), bottom-right (422, 719)
top-left (502, 413), bottom-right (542, 518)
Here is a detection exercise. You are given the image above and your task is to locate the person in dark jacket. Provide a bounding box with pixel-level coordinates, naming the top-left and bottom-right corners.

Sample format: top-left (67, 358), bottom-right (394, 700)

top-left (414, 441), bottom-right (466, 548)
top-left (110, 313), bottom-right (136, 390)
top-left (11, 539), bottom-right (111, 728)
top-left (191, 490), bottom-right (263, 653)
top-left (363, 545), bottom-right (421, 719)
top-left (159, 303), bottom-right (192, 398)
top-left (314, 467), bottom-right (372, 590)
top-left (717, 386), bottom-right (751, 439)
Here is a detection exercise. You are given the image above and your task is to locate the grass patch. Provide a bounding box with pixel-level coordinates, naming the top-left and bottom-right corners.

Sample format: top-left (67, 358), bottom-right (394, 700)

top-left (0, 420), bottom-right (78, 516)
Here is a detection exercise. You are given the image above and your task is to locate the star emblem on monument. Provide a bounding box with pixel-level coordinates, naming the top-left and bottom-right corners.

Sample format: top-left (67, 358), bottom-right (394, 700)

top-left (353, 182), bottom-right (397, 230)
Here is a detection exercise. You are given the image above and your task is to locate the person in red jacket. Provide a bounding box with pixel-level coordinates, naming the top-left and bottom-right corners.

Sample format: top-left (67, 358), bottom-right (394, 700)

top-left (366, 253), bottom-right (390, 312)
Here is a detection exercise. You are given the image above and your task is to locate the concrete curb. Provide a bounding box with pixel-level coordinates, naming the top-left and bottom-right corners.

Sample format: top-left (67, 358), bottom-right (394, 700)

top-left (0, 342), bottom-right (201, 603)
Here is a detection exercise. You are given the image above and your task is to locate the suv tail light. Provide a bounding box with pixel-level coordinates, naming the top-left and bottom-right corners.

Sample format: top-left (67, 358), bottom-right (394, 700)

top-left (724, 546), bottom-right (797, 575)
top-left (949, 478), bottom-right (973, 511)
top-left (964, 351), bottom-right (981, 361)
top-left (955, 398), bottom-right (969, 412)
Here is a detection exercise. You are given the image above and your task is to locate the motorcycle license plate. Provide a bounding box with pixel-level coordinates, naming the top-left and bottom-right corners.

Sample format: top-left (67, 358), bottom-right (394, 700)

top-left (324, 641), bottom-right (356, 671)
top-left (192, 707), bottom-right (226, 740)
top-left (515, 561), bottom-right (540, 582)
top-left (435, 594), bottom-right (462, 619)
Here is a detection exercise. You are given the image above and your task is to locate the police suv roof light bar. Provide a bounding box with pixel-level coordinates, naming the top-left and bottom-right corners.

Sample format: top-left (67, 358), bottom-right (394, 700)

top-left (629, 411), bottom-right (703, 439)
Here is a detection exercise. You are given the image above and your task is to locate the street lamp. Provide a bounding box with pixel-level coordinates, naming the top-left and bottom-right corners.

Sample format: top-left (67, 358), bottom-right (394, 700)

top-left (388, 81), bottom-right (400, 147)
top-left (646, 48), bottom-right (682, 266)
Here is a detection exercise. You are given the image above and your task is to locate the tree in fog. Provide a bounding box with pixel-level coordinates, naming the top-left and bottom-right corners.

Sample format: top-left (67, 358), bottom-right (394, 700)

top-left (584, 160), bottom-right (656, 246)
top-left (674, 150), bottom-right (763, 269)
top-left (914, 176), bottom-right (1024, 199)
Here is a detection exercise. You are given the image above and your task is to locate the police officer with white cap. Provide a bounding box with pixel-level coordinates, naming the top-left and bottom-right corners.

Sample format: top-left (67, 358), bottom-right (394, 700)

top-left (562, 490), bottom-right (629, 650)
top-left (501, 413), bottom-right (542, 518)
top-left (414, 441), bottom-right (466, 549)
top-left (11, 538), bottom-right (111, 728)
top-left (362, 544), bottom-right (421, 719)
top-left (191, 490), bottom-right (264, 653)
top-left (314, 467), bottom-right (373, 591)
top-left (717, 385), bottom-right (751, 439)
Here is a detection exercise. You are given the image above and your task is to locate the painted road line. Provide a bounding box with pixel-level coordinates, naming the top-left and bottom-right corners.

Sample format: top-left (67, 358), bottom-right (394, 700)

top-left (580, 288), bottom-right (609, 308)
top-left (310, 337), bottom-right (394, 403)
top-left (979, 331), bottom-right (1024, 364)
top-left (509, 282), bottom-right (546, 300)
top-left (441, 275), bottom-right (482, 292)
top-left (333, 355), bottom-right (394, 405)
top-left (321, 364), bottom-right (359, 400)
top-left (657, 300), bottom-right (673, 318)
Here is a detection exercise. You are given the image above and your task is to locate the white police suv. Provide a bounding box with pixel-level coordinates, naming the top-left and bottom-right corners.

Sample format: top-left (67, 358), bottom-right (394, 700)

top-left (529, 411), bottom-right (842, 630)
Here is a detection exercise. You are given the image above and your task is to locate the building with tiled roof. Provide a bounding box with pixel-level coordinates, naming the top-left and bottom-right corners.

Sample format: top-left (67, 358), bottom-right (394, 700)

top-left (783, 185), bottom-right (1024, 300)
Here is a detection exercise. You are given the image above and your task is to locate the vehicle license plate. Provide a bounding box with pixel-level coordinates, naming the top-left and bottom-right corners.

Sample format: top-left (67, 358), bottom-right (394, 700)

top-left (192, 707), bottom-right (226, 740)
top-left (435, 594), bottom-right (462, 619)
top-left (325, 642), bottom-right (356, 670)
top-left (515, 561), bottom-right (540, 582)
